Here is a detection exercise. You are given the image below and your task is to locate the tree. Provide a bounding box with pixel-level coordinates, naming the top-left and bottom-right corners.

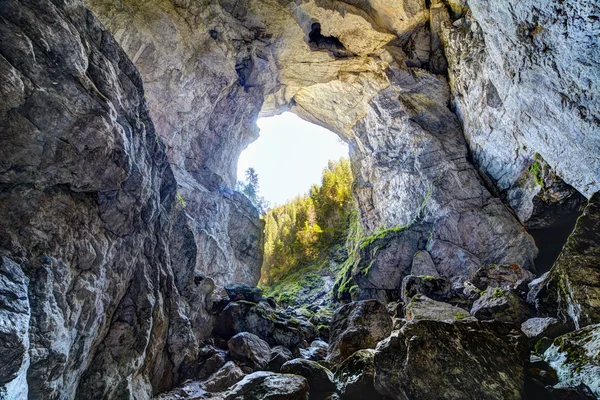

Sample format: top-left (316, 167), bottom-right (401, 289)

top-left (238, 167), bottom-right (269, 214)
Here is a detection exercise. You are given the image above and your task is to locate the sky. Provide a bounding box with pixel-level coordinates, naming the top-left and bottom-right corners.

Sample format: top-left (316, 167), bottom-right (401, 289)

top-left (237, 112), bottom-right (349, 207)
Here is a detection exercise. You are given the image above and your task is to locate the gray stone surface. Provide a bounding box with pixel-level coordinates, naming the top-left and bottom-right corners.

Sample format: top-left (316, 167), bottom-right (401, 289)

top-left (202, 361), bottom-right (245, 393)
top-left (405, 295), bottom-right (473, 323)
top-left (228, 332), bottom-right (271, 370)
top-left (471, 287), bottom-right (530, 324)
top-left (280, 358), bottom-right (336, 397)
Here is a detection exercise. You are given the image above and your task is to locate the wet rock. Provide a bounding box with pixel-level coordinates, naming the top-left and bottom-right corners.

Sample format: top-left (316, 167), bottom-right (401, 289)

top-left (198, 349), bottom-right (229, 379)
top-left (527, 193), bottom-right (600, 329)
top-left (228, 333), bottom-right (271, 370)
top-left (281, 359), bottom-right (336, 398)
top-left (544, 324), bottom-right (600, 397)
top-left (405, 295), bottom-right (473, 323)
top-left (374, 320), bottom-right (528, 400)
top-left (214, 301), bottom-right (318, 349)
top-left (410, 251), bottom-right (440, 278)
top-left (327, 300), bottom-right (392, 364)
top-left (225, 284), bottom-right (263, 303)
top-left (202, 361), bottom-right (245, 393)
top-left (471, 287), bottom-right (530, 324)
top-left (401, 275), bottom-right (452, 304)
top-left (300, 340), bottom-right (328, 361)
top-left (334, 349), bottom-right (382, 400)
top-left (521, 318), bottom-right (570, 349)
top-left (220, 371), bottom-right (309, 400)
top-left (468, 264), bottom-right (534, 292)
top-left (267, 346), bottom-right (293, 373)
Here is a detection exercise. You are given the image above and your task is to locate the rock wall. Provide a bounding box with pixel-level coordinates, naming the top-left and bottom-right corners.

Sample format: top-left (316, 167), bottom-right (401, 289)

top-left (0, 0), bottom-right (211, 397)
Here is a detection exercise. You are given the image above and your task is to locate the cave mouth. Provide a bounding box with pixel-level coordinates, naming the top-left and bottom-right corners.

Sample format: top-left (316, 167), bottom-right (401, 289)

top-left (529, 209), bottom-right (584, 275)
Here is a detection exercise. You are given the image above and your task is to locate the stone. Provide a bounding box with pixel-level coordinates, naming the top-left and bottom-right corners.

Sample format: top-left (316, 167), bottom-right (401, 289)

top-left (527, 194), bottom-right (600, 329)
top-left (471, 287), bottom-right (530, 324)
top-left (267, 346), bottom-right (293, 373)
top-left (224, 284), bottom-right (263, 303)
top-left (544, 324), bottom-right (600, 398)
top-left (410, 250), bottom-right (440, 278)
top-left (280, 359), bottom-right (336, 397)
top-left (198, 350), bottom-right (229, 380)
top-left (401, 275), bottom-right (452, 304)
top-left (374, 320), bottom-right (528, 400)
top-left (405, 295), bottom-right (473, 323)
top-left (220, 372), bottom-right (310, 400)
top-left (327, 300), bottom-right (392, 364)
top-left (228, 333), bottom-right (271, 370)
top-left (299, 340), bottom-right (328, 362)
top-left (521, 318), bottom-right (570, 349)
top-left (468, 264), bottom-right (534, 293)
top-left (334, 349), bottom-right (382, 400)
top-left (202, 361), bottom-right (245, 393)
top-left (214, 300), bottom-right (318, 349)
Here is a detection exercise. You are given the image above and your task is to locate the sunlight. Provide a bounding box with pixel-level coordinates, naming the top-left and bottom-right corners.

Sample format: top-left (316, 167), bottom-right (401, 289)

top-left (237, 112), bottom-right (349, 207)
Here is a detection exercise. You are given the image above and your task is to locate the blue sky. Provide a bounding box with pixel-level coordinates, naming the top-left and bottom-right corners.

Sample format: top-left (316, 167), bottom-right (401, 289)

top-left (237, 112), bottom-right (349, 206)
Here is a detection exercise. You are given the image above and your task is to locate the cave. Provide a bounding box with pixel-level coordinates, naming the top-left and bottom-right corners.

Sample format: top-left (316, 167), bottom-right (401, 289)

top-left (0, 0), bottom-right (599, 399)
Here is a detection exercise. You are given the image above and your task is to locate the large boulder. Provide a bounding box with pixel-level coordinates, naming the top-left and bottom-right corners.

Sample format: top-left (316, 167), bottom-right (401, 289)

top-left (228, 332), bottom-right (271, 370)
top-left (470, 287), bottom-right (530, 324)
top-left (468, 264), bottom-right (534, 292)
top-left (214, 301), bottom-right (318, 349)
top-left (281, 359), bottom-right (336, 397)
top-left (267, 346), bottom-right (294, 373)
top-left (327, 300), bottom-right (392, 364)
top-left (401, 275), bottom-right (452, 304)
top-left (300, 340), bottom-right (328, 362)
top-left (202, 361), bottom-right (245, 393)
top-left (544, 324), bottom-right (600, 397)
top-left (405, 295), bottom-right (473, 323)
top-left (527, 193), bottom-right (600, 329)
top-left (334, 349), bottom-right (382, 400)
top-left (221, 372), bottom-right (310, 400)
top-left (374, 320), bottom-right (528, 400)
top-left (521, 318), bottom-right (570, 349)
top-left (225, 284), bottom-right (263, 303)
top-left (410, 251), bottom-right (440, 278)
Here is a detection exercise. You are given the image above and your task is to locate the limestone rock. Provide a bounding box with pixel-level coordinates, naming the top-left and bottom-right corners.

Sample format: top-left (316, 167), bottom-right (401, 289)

top-left (401, 275), bottom-right (452, 304)
top-left (544, 324), bottom-right (600, 398)
top-left (527, 193), bottom-right (600, 329)
top-left (410, 250), bottom-right (440, 278)
top-left (299, 340), bottom-right (328, 361)
top-left (202, 361), bottom-right (245, 393)
top-left (225, 284), bottom-right (263, 303)
top-left (327, 300), bottom-right (392, 364)
top-left (405, 295), bottom-right (473, 323)
top-left (267, 346), bottom-right (293, 373)
top-left (228, 332), bottom-right (271, 370)
top-left (280, 359), bottom-right (336, 397)
top-left (468, 264), bottom-right (534, 293)
top-left (334, 349), bottom-right (382, 400)
top-left (374, 320), bottom-right (528, 400)
top-left (471, 287), bottom-right (530, 324)
top-left (214, 301), bottom-right (318, 349)
top-left (521, 318), bottom-right (570, 349)
top-left (219, 371), bottom-right (310, 400)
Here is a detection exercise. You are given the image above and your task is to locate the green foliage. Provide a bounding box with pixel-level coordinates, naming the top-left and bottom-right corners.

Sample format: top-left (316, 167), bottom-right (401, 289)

top-left (176, 192), bottom-right (186, 208)
top-left (237, 167), bottom-right (270, 214)
top-left (529, 154), bottom-right (544, 187)
top-left (261, 158), bottom-right (355, 283)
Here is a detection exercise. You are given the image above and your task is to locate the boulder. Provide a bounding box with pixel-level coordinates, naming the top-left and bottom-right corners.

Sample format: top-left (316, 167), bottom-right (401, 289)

top-left (405, 295), bottom-right (473, 323)
top-left (214, 301), bottom-right (318, 349)
top-left (334, 349), bottom-right (383, 400)
top-left (468, 264), bottom-right (534, 292)
top-left (527, 193), bottom-right (600, 329)
top-left (327, 300), bottom-right (392, 364)
top-left (401, 275), bottom-right (452, 304)
top-left (300, 340), bottom-right (328, 361)
top-left (198, 349), bottom-right (228, 379)
top-left (202, 361), bottom-right (245, 392)
top-left (228, 332), bottom-right (271, 370)
top-left (220, 372), bottom-right (310, 400)
top-left (521, 317), bottom-right (570, 349)
top-left (225, 284), bottom-right (263, 303)
top-left (374, 320), bottom-right (528, 400)
top-left (280, 359), bottom-right (336, 397)
top-left (471, 287), bottom-right (530, 324)
top-left (410, 251), bottom-right (440, 278)
top-left (544, 324), bottom-right (600, 397)
top-left (267, 346), bottom-right (293, 372)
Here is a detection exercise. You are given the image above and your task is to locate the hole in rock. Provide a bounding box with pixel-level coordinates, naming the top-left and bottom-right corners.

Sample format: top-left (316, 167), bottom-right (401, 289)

top-left (528, 209), bottom-right (583, 274)
top-left (237, 112), bottom-right (354, 315)
top-left (308, 22), bottom-right (353, 57)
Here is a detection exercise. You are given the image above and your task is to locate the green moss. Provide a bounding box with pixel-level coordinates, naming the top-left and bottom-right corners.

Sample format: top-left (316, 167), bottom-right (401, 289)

top-left (417, 275), bottom-right (438, 281)
top-left (176, 192), bottom-right (186, 208)
top-left (359, 224), bottom-right (408, 250)
top-left (529, 153), bottom-right (544, 187)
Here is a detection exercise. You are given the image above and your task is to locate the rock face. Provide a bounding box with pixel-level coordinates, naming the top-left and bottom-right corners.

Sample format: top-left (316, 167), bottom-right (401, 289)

top-left (0, 1), bottom-right (212, 397)
top-left (471, 287), bottom-right (530, 324)
top-left (334, 349), bottom-right (381, 400)
top-left (405, 295), bottom-right (473, 323)
top-left (327, 300), bottom-right (392, 364)
top-left (374, 320), bottom-right (528, 400)
top-left (528, 193), bottom-right (600, 329)
top-left (544, 324), bottom-right (600, 397)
